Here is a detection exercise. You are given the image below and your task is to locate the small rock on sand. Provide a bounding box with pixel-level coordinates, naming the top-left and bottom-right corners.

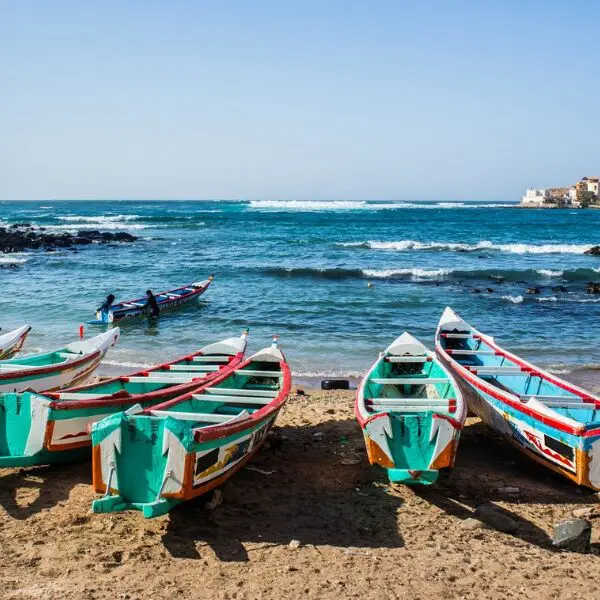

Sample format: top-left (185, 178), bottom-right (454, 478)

top-left (288, 539), bottom-right (301, 549)
top-left (474, 504), bottom-right (518, 533)
top-left (552, 518), bottom-right (591, 553)
top-left (460, 518), bottom-right (487, 531)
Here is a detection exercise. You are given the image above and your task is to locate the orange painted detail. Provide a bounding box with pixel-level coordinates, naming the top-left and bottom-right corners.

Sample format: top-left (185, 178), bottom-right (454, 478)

top-left (365, 436), bottom-right (394, 469)
top-left (430, 440), bottom-right (455, 470)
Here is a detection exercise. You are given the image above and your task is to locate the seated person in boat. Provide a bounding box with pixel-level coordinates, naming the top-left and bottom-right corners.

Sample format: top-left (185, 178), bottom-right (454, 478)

top-left (145, 290), bottom-right (160, 317)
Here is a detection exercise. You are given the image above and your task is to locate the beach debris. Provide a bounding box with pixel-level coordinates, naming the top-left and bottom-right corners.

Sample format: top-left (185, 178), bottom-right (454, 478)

top-left (460, 518), bottom-right (487, 531)
top-left (204, 489), bottom-right (223, 511)
top-left (288, 539), bottom-right (301, 550)
top-left (552, 518), bottom-right (591, 553)
top-left (321, 379), bottom-right (350, 390)
top-left (245, 466), bottom-right (275, 476)
top-left (295, 388), bottom-right (306, 396)
top-left (340, 456), bottom-right (362, 466)
top-left (474, 504), bottom-right (518, 533)
top-left (572, 506), bottom-right (599, 519)
top-left (313, 431), bottom-right (325, 439)
top-left (496, 486), bottom-right (520, 495)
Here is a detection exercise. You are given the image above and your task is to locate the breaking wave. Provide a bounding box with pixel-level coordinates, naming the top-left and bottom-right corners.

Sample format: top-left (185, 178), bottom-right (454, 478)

top-left (248, 200), bottom-right (516, 211)
top-left (338, 239), bottom-right (592, 254)
top-left (0, 255), bottom-right (28, 265)
top-left (363, 268), bottom-right (453, 279)
top-left (502, 295), bottom-right (524, 304)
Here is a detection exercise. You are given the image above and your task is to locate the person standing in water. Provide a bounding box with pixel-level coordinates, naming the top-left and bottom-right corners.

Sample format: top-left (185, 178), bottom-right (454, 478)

top-left (145, 290), bottom-right (160, 317)
top-left (96, 293), bottom-right (116, 322)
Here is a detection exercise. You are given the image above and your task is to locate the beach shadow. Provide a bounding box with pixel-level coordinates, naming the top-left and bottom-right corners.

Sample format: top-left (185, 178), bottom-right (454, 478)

top-left (0, 461), bottom-right (89, 520)
top-left (412, 418), bottom-right (599, 550)
top-left (162, 418), bottom-right (404, 562)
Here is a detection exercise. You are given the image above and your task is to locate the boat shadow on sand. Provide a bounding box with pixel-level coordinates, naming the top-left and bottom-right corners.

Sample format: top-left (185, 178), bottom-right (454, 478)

top-left (0, 461), bottom-right (90, 520)
top-left (413, 419), bottom-right (600, 552)
top-left (162, 417), bottom-right (405, 562)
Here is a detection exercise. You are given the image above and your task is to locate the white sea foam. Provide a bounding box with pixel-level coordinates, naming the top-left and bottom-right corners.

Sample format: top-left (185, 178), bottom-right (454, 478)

top-left (502, 295), bottom-right (524, 304)
top-left (362, 267), bottom-right (453, 279)
top-left (536, 269), bottom-right (564, 277)
top-left (249, 200), bottom-right (515, 211)
top-left (101, 359), bottom-right (154, 369)
top-left (44, 223), bottom-right (150, 231)
top-left (338, 239), bottom-right (591, 254)
top-left (0, 255), bottom-right (28, 265)
top-left (57, 214), bottom-right (139, 223)
top-left (537, 296), bottom-right (558, 302)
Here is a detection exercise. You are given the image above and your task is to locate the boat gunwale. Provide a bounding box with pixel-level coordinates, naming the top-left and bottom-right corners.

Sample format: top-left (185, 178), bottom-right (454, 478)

top-left (435, 313), bottom-right (600, 438)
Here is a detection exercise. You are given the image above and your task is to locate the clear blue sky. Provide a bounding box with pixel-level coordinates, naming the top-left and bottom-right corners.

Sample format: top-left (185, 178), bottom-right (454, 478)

top-left (1, 1), bottom-right (598, 201)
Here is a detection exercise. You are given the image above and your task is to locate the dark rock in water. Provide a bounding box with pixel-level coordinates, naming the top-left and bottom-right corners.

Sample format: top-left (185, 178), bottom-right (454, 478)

top-left (471, 288), bottom-right (481, 294)
top-left (584, 246), bottom-right (600, 256)
top-left (552, 518), bottom-right (591, 553)
top-left (516, 280), bottom-right (528, 285)
top-left (527, 287), bottom-right (541, 294)
top-left (1, 224), bottom-right (139, 254)
top-left (552, 285), bottom-right (568, 293)
top-left (485, 288), bottom-right (494, 293)
top-left (586, 282), bottom-right (600, 294)
top-left (474, 504), bottom-right (518, 533)
top-left (488, 275), bottom-right (504, 284)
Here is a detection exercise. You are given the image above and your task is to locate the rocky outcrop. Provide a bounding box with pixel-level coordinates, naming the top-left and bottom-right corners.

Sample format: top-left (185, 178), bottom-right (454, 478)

top-left (586, 282), bottom-right (600, 294)
top-left (0, 225), bottom-right (138, 254)
top-left (584, 246), bottom-right (600, 256)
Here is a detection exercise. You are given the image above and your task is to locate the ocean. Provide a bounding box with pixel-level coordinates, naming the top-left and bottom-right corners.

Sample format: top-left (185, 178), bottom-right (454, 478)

top-left (1, 200), bottom-right (599, 384)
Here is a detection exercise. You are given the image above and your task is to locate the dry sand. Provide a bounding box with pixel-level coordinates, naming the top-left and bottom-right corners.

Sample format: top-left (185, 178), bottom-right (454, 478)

top-left (1, 388), bottom-right (599, 600)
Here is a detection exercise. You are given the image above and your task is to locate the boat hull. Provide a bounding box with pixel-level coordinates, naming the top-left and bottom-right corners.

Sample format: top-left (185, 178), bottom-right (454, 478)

top-left (0, 326), bottom-right (31, 360)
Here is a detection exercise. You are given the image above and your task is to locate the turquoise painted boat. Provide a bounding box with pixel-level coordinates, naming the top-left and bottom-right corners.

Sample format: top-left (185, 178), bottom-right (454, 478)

top-left (0, 325), bottom-right (31, 360)
top-left (0, 329), bottom-right (119, 394)
top-left (436, 307), bottom-right (600, 491)
top-left (91, 337), bottom-right (291, 518)
top-left (356, 332), bottom-right (466, 485)
top-left (0, 332), bottom-right (248, 467)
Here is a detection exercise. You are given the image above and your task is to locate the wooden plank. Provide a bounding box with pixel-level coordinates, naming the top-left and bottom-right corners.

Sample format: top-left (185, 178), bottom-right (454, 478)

top-left (236, 369), bottom-right (282, 377)
top-left (371, 377), bottom-right (449, 385)
top-left (368, 397), bottom-right (452, 406)
top-left (385, 356), bottom-right (430, 363)
top-left (166, 365), bottom-right (220, 372)
top-left (520, 394), bottom-right (582, 401)
top-left (205, 388), bottom-right (277, 398)
top-left (192, 394), bottom-right (270, 405)
top-left (57, 392), bottom-right (110, 400)
top-left (469, 366), bottom-right (523, 375)
top-left (441, 333), bottom-right (475, 339)
top-left (126, 375), bottom-right (202, 384)
top-left (370, 406), bottom-right (451, 413)
top-left (150, 410), bottom-right (233, 422)
top-left (447, 350), bottom-right (495, 356)
top-left (191, 356), bottom-right (231, 363)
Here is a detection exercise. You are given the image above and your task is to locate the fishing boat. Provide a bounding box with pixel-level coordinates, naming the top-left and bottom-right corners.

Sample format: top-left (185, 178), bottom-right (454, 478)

top-left (0, 329), bottom-right (119, 394)
top-left (0, 332), bottom-right (248, 467)
top-left (356, 332), bottom-right (465, 485)
top-left (435, 307), bottom-right (600, 491)
top-left (89, 276), bottom-right (214, 324)
top-left (0, 325), bottom-right (31, 359)
top-left (91, 336), bottom-right (291, 518)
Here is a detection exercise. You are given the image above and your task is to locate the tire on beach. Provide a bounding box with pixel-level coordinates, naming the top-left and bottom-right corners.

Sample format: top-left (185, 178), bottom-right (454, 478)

top-left (321, 379), bottom-right (350, 390)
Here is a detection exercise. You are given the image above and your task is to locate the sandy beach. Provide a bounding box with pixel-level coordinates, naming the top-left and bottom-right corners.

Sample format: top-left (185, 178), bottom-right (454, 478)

top-left (1, 384), bottom-right (599, 600)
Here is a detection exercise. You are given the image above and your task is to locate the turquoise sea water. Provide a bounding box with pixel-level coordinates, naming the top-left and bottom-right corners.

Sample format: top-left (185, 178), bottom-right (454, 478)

top-left (1, 200), bottom-right (600, 382)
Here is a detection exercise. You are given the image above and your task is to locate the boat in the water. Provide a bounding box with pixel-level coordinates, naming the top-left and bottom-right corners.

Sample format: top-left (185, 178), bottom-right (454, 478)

top-left (91, 336), bottom-right (291, 518)
top-left (0, 329), bottom-right (119, 394)
top-left (89, 276), bottom-right (214, 324)
top-left (356, 332), bottom-right (465, 485)
top-left (0, 325), bottom-right (31, 360)
top-left (0, 332), bottom-right (248, 467)
top-left (435, 307), bottom-right (600, 491)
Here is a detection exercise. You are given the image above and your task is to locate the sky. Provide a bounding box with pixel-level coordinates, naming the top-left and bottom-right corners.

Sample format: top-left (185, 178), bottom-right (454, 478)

top-left (0, 1), bottom-right (599, 201)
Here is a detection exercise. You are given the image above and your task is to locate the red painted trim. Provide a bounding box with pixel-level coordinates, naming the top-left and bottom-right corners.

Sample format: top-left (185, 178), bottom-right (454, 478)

top-left (432, 413), bottom-right (463, 430)
top-left (49, 351), bottom-right (244, 410)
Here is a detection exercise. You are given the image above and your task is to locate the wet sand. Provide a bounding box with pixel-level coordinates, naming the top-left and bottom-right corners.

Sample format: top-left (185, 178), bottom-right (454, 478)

top-left (0, 388), bottom-right (599, 600)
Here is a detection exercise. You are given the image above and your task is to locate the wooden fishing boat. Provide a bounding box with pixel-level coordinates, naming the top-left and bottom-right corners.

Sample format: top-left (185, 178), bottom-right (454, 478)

top-left (0, 332), bottom-right (248, 467)
top-left (90, 276), bottom-right (214, 324)
top-left (0, 329), bottom-right (119, 394)
top-left (356, 332), bottom-right (465, 485)
top-left (436, 307), bottom-right (600, 491)
top-left (91, 336), bottom-right (291, 518)
top-left (0, 325), bottom-right (31, 360)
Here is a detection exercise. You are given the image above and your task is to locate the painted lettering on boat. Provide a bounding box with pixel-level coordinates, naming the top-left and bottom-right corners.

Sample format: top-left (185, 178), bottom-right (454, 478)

top-left (192, 418), bottom-right (273, 487)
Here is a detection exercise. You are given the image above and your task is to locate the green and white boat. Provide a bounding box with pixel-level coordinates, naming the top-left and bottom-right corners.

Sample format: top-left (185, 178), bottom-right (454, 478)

top-left (91, 336), bottom-right (291, 518)
top-left (0, 328), bottom-right (119, 394)
top-left (0, 332), bottom-right (247, 467)
top-left (355, 332), bottom-right (466, 485)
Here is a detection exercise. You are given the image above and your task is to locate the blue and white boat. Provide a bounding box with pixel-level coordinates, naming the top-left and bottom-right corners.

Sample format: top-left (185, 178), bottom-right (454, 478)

top-left (435, 307), bottom-right (600, 491)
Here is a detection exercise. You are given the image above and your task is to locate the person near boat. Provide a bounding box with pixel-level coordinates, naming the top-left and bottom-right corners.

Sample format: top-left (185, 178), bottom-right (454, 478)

top-left (96, 293), bottom-right (116, 323)
top-left (145, 290), bottom-right (160, 317)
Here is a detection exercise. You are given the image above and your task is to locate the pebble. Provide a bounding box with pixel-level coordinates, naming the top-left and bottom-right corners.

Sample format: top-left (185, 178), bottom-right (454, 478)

top-left (572, 506), bottom-right (596, 519)
top-left (340, 456), bottom-right (362, 466)
top-left (496, 486), bottom-right (520, 494)
top-left (460, 518), bottom-right (487, 531)
top-left (288, 539), bottom-right (301, 549)
top-left (474, 504), bottom-right (518, 533)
